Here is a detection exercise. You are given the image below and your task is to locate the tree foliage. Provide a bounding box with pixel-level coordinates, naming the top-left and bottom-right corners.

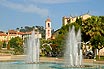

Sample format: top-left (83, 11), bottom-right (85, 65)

top-left (9, 37), bottom-right (24, 55)
top-left (81, 16), bottom-right (104, 50)
top-left (17, 26), bottom-right (46, 38)
top-left (0, 41), bottom-right (3, 49)
top-left (90, 35), bottom-right (104, 50)
top-left (54, 15), bottom-right (104, 54)
top-left (2, 41), bottom-right (6, 48)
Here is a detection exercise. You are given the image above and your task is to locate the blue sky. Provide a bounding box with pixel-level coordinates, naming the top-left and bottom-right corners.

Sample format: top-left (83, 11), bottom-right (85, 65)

top-left (0, 0), bottom-right (104, 31)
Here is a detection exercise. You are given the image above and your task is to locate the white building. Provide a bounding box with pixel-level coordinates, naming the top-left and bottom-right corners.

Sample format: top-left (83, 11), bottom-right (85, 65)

top-left (45, 18), bottom-right (52, 40)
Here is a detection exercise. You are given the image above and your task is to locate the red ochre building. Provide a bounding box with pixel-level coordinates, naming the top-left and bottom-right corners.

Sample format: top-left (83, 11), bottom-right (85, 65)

top-left (0, 29), bottom-right (41, 43)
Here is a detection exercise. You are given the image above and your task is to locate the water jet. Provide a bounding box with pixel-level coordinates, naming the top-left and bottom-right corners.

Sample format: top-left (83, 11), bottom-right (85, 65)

top-left (64, 26), bottom-right (82, 67)
top-left (24, 30), bottom-right (40, 63)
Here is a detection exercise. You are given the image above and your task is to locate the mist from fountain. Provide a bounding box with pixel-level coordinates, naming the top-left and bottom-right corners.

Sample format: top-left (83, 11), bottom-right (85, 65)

top-left (24, 30), bottom-right (40, 63)
top-left (64, 26), bottom-right (82, 67)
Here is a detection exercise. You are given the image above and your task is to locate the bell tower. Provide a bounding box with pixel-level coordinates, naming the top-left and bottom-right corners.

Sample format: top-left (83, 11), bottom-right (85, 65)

top-left (45, 18), bottom-right (51, 40)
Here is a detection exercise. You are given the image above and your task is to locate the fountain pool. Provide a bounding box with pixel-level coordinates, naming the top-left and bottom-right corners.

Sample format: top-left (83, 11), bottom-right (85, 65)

top-left (0, 61), bottom-right (102, 69)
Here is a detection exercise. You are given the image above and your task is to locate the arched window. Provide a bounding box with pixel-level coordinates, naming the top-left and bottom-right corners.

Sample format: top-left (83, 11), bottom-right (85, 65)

top-left (48, 23), bottom-right (50, 27)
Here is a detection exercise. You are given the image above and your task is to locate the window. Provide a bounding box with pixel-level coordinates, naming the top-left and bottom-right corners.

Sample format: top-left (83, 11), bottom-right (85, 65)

top-left (48, 23), bottom-right (50, 27)
top-left (48, 30), bottom-right (50, 36)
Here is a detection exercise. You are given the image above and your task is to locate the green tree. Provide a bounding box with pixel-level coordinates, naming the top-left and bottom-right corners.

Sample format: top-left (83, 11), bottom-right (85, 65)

top-left (35, 26), bottom-right (46, 38)
top-left (0, 41), bottom-right (3, 49)
top-left (90, 35), bottom-right (104, 50)
top-left (54, 15), bottom-right (104, 57)
top-left (81, 16), bottom-right (104, 42)
top-left (2, 41), bottom-right (6, 48)
top-left (40, 38), bottom-right (53, 56)
top-left (99, 16), bottom-right (104, 23)
top-left (90, 35), bottom-right (104, 59)
top-left (19, 26), bottom-right (46, 38)
top-left (9, 37), bottom-right (24, 55)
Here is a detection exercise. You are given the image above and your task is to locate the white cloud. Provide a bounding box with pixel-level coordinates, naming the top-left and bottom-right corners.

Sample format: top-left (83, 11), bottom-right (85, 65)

top-left (30, 0), bottom-right (84, 4)
top-left (0, 0), bottom-right (86, 16)
top-left (0, 0), bottom-right (49, 16)
top-left (30, 0), bottom-right (69, 4)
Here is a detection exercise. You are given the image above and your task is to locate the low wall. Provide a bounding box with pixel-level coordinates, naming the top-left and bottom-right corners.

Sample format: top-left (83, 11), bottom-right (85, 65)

top-left (0, 56), bottom-right (104, 64)
top-left (11, 55), bottom-right (26, 60)
top-left (0, 55), bottom-right (11, 61)
top-left (0, 55), bottom-right (26, 61)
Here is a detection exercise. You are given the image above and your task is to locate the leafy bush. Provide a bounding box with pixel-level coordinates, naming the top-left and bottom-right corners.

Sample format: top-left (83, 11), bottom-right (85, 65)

top-left (96, 55), bottom-right (104, 60)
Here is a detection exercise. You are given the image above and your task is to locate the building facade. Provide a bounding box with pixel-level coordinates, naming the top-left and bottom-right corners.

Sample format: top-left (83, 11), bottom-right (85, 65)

top-left (62, 13), bottom-right (91, 26)
top-left (0, 32), bottom-right (7, 42)
top-left (0, 29), bottom-right (41, 42)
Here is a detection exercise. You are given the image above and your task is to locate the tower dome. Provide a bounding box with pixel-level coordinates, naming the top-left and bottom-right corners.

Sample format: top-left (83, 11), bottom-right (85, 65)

top-left (46, 18), bottom-right (51, 22)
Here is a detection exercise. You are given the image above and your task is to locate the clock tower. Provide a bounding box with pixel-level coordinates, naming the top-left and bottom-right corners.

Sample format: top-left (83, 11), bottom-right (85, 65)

top-left (45, 18), bottom-right (51, 40)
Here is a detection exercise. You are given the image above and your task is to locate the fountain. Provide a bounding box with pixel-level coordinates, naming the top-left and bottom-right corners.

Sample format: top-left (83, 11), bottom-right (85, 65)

top-left (24, 30), bottom-right (40, 63)
top-left (64, 26), bottom-right (82, 67)
top-left (0, 26), bottom-right (102, 69)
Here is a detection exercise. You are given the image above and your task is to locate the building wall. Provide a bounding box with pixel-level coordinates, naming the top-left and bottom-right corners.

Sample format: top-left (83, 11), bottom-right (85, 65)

top-left (81, 14), bottom-right (91, 20)
top-left (0, 36), bottom-right (7, 41)
top-left (0, 33), bottom-right (7, 41)
top-left (0, 30), bottom-right (41, 42)
top-left (62, 17), bottom-right (69, 25)
top-left (45, 18), bottom-right (52, 40)
top-left (62, 14), bottom-right (91, 26)
top-left (99, 48), bottom-right (104, 56)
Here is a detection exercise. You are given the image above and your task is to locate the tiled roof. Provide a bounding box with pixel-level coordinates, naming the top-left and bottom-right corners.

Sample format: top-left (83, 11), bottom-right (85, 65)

top-left (17, 32), bottom-right (24, 35)
top-left (23, 32), bottom-right (31, 35)
top-left (0, 33), bottom-right (7, 36)
top-left (8, 30), bottom-right (17, 34)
